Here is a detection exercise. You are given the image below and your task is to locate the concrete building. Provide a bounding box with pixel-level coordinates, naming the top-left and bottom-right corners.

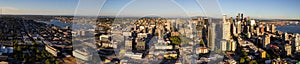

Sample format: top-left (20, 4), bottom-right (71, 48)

top-left (208, 22), bottom-right (216, 51)
top-left (236, 21), bottom-right (242, 34)
top-left (263, 34), bottom-right (271, 48)
top-left (284, 44), bottom-right (292, 56)
top-left (125, 40), bottom-right (132, 50)
top-left (123, 32), bottom-right (132, 36)
top-left (73, 50), bottom-right (90, 61)
top-left (283, 33), bottom-right (289, 41)
top-left (45, 45), bottom-right (59, 57)
top-left (135, 39), bottom-right (146, 50)
top-left (295, 34), bottom-right (300, 52)
top-left (171, 32), bottom-right (180, 37)
top-left (137, 33), bottom-right (147, 38)
top-left (221, 40), bottom-right (227, 51)
top-left (99, 35), bottom-right (109, 42)
top-left (196, 47), bottom-right (209, 54)
top-left (222, 15), bottom-right (231, 40)
top-left (221, 39), bottom-right (236, 52)
top-left (271, 24), bottom-right (276, 33)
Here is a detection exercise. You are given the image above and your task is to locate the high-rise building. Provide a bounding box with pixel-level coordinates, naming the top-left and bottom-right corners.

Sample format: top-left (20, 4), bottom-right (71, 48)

top-left (221, 39), bottom-right (236, 52)
top-left (232, 23), bottom-right (237, 36)
top-left (256, 27), bottom-right (261, 36)
top-left (135, 39), bottom-right (146, 50)
top-left (283, 33), bottom-right (289, 41)
top-left (222, 15), bottom-right (231, 40)
top-left (73, 50), bottom-right (90, 61)
top-left (263, 34), bottom-right (270, 48)
top-left (295, 34), bottom-right (300, 52)
top-left (237, 13), bottom-right (241, 21)
top-left (260, 50), bottom-right (267, 59)
top-left (208, 22), bottom-right (216, 51)
top-left (241, 13), bottom-right (244, 21)
top-left (250, 20), bottom-right (256, 32)
top-left (265, 24), bottom-right (270, 32)
top-left (229, 40), bottom-right (237, 51)
top-left (247, 16), bottom-right (251, 21)
top-left (235, 21), bottom-right (242, 34)
top-left (285, 44), bottom-right (292, 56)
top-left (271, 24), bottom-right (276, 33)
top-left (45, 45), bottom-right (59, 57)
top-left (247, 32), bottom-right (251, 38)
top-left (221, 40), bottom-right (227, 51)
top-left (223, 14), bottom-right (227, 22)
top-left (125, 40), bottom-right (132, 50)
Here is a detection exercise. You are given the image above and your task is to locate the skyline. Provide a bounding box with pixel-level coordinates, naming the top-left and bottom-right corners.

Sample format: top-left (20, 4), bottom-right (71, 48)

top-left (0, 0), bottom-right (299, 19)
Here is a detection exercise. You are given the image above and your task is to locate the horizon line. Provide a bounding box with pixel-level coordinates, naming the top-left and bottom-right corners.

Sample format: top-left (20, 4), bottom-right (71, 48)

top-left (1, 14), bottom-right (300, 20)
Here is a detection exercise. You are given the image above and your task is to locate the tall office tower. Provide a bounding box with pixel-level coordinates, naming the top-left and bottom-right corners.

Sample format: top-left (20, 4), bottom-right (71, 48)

top-left (221, 39), bottom-right (236, 52)
top-left (237, 13), bottom-right (241, 21)
top-left (223, 14), bottom-right (227, 22)
top-left (222, 15), bottom-right (231, 40)
top-left (256, 27), bottom-right (261, 36)
top-left (247, 32), bottom-right (251, 38)
top-left (230, 17), bottom-right (233, 23)
top-left (263, 34), bottom-right (270, 48)
top-left (221, 40), bottom-right (227, 51)
top-left (241, 13), bottom-right (244, 21)
top-left (250, 20), bottom-right (256, 26)
top-left (203, 18), bottom-right (210, 40)
top-left (208, 22), bottom-right (216, 51)
top-left (265, 24), bottom-right (270, 32)
top-left (285, 44), bottom-right (292, 56)
top-left (295, 34), bottom-right (300, 52)
top-left (283, 33), bottom-right (289, 41)
top-left (260, 26), bottom-right (265, 34)
top-left (246, 25), bottom-right (250, 33)
top-left (236, 21), bottom-right (242, 34)
top-left (271, 24), bottom-right (276, 33)
top-left (247, 16), bottom-right (251, 21)
top-left (227, 40), bottom-right (237, 51)
top-left (231, 40), bottom-right (237, 51)
top-left (232, 24), bottom-right (237, 36)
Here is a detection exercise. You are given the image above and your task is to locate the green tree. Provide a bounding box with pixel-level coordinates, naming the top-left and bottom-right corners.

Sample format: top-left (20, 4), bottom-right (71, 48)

top-left (246, 57), bottom-right (251, 62)
top-left (16, 46), bottom-right (22, 51)
top-left (242, 50), bottom-right (248, 56)
top-left (240, 58), bottom-right (245, 63)
top-left (249, 60), bottom-right (258, 64)
top-left (45, 59), bottom-right (50, 64)
top-left (200, 39), bottom-right (205, 45)
top-left (55, 61), bottom-right (60, 64)
top-left (215, 49), bottom-right (222, 54)
top-left (170, 36), bottom-right (181, 45)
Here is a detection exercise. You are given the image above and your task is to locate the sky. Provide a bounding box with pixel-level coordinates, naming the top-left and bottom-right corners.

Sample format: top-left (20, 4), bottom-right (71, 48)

top-left (0, 0), bottom-right (299, 19)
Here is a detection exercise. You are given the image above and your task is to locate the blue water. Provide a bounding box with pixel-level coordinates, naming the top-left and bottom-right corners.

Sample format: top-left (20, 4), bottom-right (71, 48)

top-left (276, 24), bottom-right (300, 34)
top-left (38, 20), bottom-right (94, 29)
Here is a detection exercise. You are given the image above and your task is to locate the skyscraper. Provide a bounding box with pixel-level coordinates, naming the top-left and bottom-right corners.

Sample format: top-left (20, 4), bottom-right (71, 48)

top-left (271, 24), bottom-right (276, 33)
top-left (222, 14), bottom-right (231, 40)
top-left (235, 21), bottom-right (242, 35)
top-left (237, 13), bottom-right (241, 21)
top-left (229, 40), bottom-right (237, 52)
top-left (285, 44), bottom-right (292, 56)
top-left (283, 33), bottom-right (289, 41)
top-left (263, 34), bottom-right (270, 48)
top-left (208, 22), bottom-right (216, 51)
top-left (295, 34), bottom-right (300, 52)
top-left (241, 13), bottom-right (244, 21)
top-left (221, 40), bottom-right (227, 51)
